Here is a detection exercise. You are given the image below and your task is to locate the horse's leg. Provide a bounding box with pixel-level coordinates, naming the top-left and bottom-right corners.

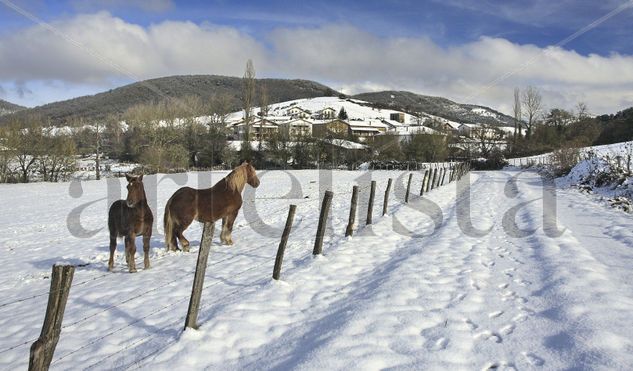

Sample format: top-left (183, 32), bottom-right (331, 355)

top-left (125, 234), bottom-right (138, 273)
top-left (220, 216), bottom-right (229, 245)
top-left (108, 235), bottom-right (117, 272)
top-left (176, 230), bottom-right (191, 252)
top-left (143, 232), bottom-right (151, 270)
top-left (225, 210), bottom-right (239, 245)
top-left (176, 217), bottom-right (194, 252)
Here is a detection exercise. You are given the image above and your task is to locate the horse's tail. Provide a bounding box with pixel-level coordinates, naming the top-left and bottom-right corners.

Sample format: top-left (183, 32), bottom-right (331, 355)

top-left (164, 196), bottom-right (176, 251)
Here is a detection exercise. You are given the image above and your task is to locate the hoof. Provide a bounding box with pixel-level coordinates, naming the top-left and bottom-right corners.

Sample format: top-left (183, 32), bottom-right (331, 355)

top-left (129, 268), bottom-right (138, 273)
top-left (144, 263), bottom-right (151, 270)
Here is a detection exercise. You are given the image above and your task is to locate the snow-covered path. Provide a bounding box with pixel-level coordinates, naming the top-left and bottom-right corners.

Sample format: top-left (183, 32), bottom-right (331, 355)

top-left (1, 170), bottom-right (633, 370)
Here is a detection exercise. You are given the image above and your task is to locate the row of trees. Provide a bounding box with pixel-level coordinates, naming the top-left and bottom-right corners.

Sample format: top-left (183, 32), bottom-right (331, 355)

top-left (0, 125), bottom-right (76, 183)
top-left (509, 86), bottom-right (602, 157)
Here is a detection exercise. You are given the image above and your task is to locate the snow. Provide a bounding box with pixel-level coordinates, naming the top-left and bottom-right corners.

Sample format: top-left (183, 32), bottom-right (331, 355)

top-left (226, 97), bottom-right (420, 126)
top-left (2, 169), bottom-right (633, 369)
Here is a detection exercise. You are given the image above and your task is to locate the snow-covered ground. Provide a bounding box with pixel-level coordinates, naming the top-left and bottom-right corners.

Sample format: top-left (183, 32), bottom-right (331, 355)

top-left (1, 169), bottom-right (633, 369)
top-left (507, 140), bottom-right (633, 166)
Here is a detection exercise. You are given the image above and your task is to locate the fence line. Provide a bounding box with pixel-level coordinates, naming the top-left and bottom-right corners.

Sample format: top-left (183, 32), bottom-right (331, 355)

top-left (11, 162), bottom-right (470, 369)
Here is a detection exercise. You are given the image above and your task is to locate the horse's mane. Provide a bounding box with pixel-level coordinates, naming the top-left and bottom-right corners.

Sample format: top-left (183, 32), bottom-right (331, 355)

top-left (225, 164), bottom-right (248, 192)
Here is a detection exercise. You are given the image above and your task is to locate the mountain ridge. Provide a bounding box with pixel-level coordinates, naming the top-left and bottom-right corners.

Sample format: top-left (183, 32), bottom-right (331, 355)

top-left (0, 75), bottom-right (515, 127)
top-left (0, 99), bottom-right (26, 117)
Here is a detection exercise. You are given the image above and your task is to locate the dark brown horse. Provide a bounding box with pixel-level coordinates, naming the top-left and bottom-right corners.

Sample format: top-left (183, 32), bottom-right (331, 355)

top-left (164, 160), bottom-right (260, 251)
top-left (108, 174), bottom-right (154, 272)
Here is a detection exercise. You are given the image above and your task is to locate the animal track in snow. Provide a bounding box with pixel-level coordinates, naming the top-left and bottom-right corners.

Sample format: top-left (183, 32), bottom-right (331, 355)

top-left (482, 361), bottom-right (517, 370)
top-left (499, 324), bottom-right (515, 335)
top-left (488, 310), bottom-right (504, 318)
top-left (463, 318), bottom-right (479, 330)
top-left (474, 330), bottom-right (502, 343)
top-left (498, 283), bottom-right (509, 289)
top-left (522, 352), bottom-right (545, 366)
top-left (434, 337), bottom-right (449, 350)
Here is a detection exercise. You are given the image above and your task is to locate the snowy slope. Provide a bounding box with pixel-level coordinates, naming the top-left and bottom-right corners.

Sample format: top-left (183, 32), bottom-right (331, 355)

top-left (226, 96), bottom-right (418, 124)
top-left (1, 169), bottom-right (633, 369)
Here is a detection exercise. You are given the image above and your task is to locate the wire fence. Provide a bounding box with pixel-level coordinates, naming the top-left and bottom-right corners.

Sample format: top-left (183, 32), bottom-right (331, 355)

top-left (2, 163), bottom-right (470, 369)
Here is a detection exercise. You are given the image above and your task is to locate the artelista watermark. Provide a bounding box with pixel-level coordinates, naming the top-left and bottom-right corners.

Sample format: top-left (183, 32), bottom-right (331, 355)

top-left (66, 169), bottom-right (563, 241)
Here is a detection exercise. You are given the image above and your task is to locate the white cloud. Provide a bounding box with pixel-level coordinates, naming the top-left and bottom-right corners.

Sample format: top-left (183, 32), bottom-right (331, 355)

top-left (70, 0), bottom-right (174, 13)
top-left (1, 13), bottom-right (632, 114)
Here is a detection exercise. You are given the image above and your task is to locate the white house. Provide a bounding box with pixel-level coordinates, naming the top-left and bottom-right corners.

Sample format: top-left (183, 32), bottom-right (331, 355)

top-left (232, 118), bottom-right (279, 140)
top-left (286, 106), bottom-right (311, 119)
top-left (277, 118), bottom-right (313, 138)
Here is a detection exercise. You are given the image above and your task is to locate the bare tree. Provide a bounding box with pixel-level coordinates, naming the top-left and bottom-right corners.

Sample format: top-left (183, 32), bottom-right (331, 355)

top-left (513, 87), bottom-right (522, 141)
top-left (472, 123), bottom-right (505, 158)
top-left (576, 102), bottom-right (589, 120)
top-left (522, 86), bottom-right (542, 139)
top-left (242, 59), bottom-right (256, 141)
top-left (258, 83), bottom-right (269, 152)
top-left (39, 127), bottom-right (76, 182)
top-left (207, 94), bottom-right (232, 127)
top-left (5, 118), bottom-right (42, 182)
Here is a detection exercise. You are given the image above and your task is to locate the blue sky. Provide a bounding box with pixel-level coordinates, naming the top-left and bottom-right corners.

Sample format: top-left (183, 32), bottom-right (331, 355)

top-left (1, 0), bottom-right (632, 113)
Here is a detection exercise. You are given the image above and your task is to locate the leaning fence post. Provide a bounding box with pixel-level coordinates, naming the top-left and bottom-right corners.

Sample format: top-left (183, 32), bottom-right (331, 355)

top-left (383, 178), bottom-right (393, 215)
top-left (441, 167), bottom-right (447, 186)
top-left (420, 170), bottom-right (428, 196)
top-left (404, 173), bottom-right (413, 203)
top-left (366, 180), bottom-right (376, 225)
top-left (313, 191), bottom-right (333, 255)
top-left (29, 264), bottom-right (75, 371)
top-left (430, 168), bottom-right (438, 190)
top-left (273, 205), bottom-right (296, 280)
top-left (345, 186), bottom-right (359, 237)
top-left (184, 222), bottom-right (214, 330)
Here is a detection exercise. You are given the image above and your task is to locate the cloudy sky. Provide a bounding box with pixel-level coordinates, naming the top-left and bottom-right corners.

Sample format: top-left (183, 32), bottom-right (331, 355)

top-left (1, 0), bottom-right (632, 115)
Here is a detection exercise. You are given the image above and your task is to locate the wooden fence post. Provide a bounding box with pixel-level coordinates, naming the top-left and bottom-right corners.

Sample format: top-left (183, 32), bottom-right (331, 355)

top-left (430, 168), bottom-right (438, 190)
top-left (405, 173), bottom-right (413, 203)
top-left (366, 180), bottom-right (376, 225)
top-left (420, 170), bottom-right (428, 196)
top-left (273, 205), bottom-right (297, 280)
top-left (184, 222), bottom-right (214, 330)
top-left (313, 191), bottom-right (334, 255)
top-left (345, 186), bottom-right (359, 237)
top-left (383, 178), bottom-right (393, 215)
top-left (441, 167), bottom-right (447, 186)
top-left (29, 264), bottom-right (75, 371)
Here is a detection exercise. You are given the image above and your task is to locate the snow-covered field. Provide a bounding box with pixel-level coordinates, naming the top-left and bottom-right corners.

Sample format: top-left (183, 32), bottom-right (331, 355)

top-left (2, 168), bottom-right (633, 369)
top-left (507, 140), bottom-right (633, 166)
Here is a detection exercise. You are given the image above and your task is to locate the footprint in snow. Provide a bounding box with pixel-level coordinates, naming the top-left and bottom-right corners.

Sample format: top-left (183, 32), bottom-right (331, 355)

top-left (498, 283), bottom-right (509, 289)
top-left (499, 324), bottom-right (515, 335)
top-left (513, 278), bottom-right (531, 286)
top-left (482, 361), bottom-right (517, 371)
top-left (522, 352), bottom-right (545, 366)
top-left (463, 318), bottom-right (479, 330)
top-left (474, 330), bottom-right (502, 343)
top-left (434, 337), bottom-right (449, 350)
top-left (488, 310), bottom-right (504, 318)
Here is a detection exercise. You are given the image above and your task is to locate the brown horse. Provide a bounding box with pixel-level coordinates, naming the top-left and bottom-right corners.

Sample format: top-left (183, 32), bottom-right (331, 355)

top-left (163, 160), bottom-right (260, 252)
top-left (108, 174), bottom-right (154, 272)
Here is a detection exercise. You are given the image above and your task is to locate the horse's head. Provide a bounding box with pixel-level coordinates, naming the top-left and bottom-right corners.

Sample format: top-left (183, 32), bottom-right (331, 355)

top-left (242, 160), bottom-right (260, 188)
top-left (125, 174), bottom-right (146, 207)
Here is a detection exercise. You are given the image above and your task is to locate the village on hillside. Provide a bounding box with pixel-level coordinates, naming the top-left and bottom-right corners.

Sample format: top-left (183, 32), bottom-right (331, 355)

top-left (221, 96), bottom-right (516, 153)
